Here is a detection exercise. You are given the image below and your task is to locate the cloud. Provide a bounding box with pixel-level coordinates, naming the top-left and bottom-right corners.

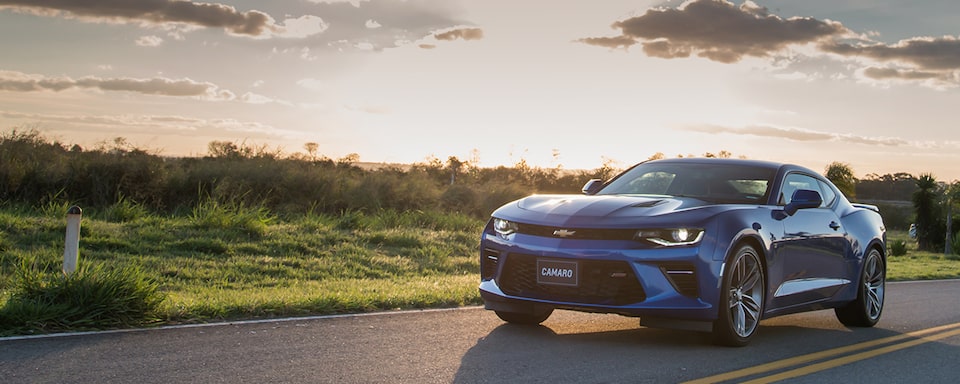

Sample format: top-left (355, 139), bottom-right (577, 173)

top-left (433, 27), bottom-right (483, 41)
top-left (576, 36), bottom-right (635, 50)
top-left (135, 35), bottom-right (164, 47)
top-left (0, 70), bottom-right (234, 100)
top-left (862, 67), bottom-right (945, 81)
top-left (0, 0), bottom-right (327, 38)
top-left (308, 0), bottom-right (368, 6)
top-left (820, 36), bottom-right (960, 87)
top-left (0, 110), bottom-right (292, 139)
top-left (578, 0), bottom-right (848, 63)
top-left (413, 26), bottom-right (482, 49)
top-left (820, 36), bottom-right (960, 71)
top-left (680, 124), bottom-right (909, 147)
top-left (264, 0), bottom-right (471, 52)
top-left (576, 0), bottom-right (960, 87)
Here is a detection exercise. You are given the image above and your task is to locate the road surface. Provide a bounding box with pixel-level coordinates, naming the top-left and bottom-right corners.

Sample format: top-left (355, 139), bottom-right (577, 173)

top-left (2, 280), bottom-right (959, 383)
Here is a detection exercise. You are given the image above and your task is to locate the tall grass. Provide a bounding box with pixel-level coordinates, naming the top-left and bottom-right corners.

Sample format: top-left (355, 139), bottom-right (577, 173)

top-left (0, 203), bottom-right (485, 334)
top-left (190, 196), bottom-right (273, 237)
top-left (0, 258), bottom-right (166, 335)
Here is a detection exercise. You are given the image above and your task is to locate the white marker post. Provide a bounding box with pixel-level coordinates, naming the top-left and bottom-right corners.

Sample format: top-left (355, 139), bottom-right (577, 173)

top-left (63, 205), bottom-right (82, 276)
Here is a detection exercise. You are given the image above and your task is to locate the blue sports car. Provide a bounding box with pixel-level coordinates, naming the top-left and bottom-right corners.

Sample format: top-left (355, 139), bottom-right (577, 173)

top-left (479, 158), bottom-right (886, 346)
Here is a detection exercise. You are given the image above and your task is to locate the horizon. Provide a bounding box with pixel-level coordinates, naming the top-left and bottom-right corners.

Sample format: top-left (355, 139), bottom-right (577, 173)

top-left (1, 0), bottom-right (958, 181)
top-left (16, 131), bottom-right (941, 182)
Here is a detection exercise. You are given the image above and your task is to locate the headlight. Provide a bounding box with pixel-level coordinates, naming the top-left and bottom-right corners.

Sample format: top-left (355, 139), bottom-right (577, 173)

top-left (493, 218), bottom-right (518, 237)
top-left (636, 228), bottom-right (704, 246)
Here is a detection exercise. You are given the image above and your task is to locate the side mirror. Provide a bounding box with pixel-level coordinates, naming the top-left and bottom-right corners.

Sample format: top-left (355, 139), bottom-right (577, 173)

top-left (784, 189), bottom-right (822, 216)
top-left (582, 179), bottom-right (603, 195)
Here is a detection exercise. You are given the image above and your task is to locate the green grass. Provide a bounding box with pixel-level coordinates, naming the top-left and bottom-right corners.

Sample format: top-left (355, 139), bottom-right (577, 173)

top-left (886, 229), bottom-right (960, 281)
top-left (0, 207), bottom-right (485, 335)
top-left (0, 208), bottom-right (957, 336)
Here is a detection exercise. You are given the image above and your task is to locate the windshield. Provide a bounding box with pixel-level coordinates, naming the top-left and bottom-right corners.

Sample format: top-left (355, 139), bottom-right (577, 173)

top-left (597, 162), bottom-right (775, 204)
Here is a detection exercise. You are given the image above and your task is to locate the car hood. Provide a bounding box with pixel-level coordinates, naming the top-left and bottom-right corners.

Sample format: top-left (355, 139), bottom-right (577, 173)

top-left (492, 194), bottom-right (731, 228)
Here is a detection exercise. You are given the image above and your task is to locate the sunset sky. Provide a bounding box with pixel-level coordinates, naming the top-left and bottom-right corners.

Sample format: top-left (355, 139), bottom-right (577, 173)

top-left (1, 0), bottom-right (958, 180)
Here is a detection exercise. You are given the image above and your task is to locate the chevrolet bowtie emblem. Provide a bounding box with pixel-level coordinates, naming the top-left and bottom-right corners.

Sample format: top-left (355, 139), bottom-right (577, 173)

top-left (553, 229), bottom-right (576, 238)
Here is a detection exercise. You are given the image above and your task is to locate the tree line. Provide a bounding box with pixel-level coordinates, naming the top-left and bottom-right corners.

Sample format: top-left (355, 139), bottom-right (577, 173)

top-left (825, 162), bottom-right (959, 254)
top-left (2, 129), bottom-right (955, 253)
top-left (0, 129), bottom-right (593, 219)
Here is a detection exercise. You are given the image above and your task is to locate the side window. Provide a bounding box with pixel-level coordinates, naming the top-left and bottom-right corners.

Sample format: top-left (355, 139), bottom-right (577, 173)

top-left (779, 173), bottom-right (821, 206)
top-left (817, 180), bottom-right (837, 207)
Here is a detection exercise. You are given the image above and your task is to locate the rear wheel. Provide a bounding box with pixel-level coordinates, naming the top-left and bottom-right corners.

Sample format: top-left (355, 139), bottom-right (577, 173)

top-left (495, 309), bottom-right (553, 325)
top-left (713, 244), bottom-right (765, 347)
top-left (835, 248), bottom-right (885, 327)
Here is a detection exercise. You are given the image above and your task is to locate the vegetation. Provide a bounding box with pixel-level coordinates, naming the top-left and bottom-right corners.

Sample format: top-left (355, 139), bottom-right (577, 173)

top-left (913, 174), bottom-right (942, 251)
top-left (0, 262), bottom-right (165, 334)
top-left (0, 207), bottom-right (485, 336)
top-left (825, 161), bottom-right (857, 199)
top-left (1, 128), bottom-right (958, 336)
top-left (0, 128), bottom-right (596, 220)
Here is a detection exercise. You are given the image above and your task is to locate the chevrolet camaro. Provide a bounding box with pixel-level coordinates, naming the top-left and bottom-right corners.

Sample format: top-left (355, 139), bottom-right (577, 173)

top-left (478, 158), bottom-right (886, 346)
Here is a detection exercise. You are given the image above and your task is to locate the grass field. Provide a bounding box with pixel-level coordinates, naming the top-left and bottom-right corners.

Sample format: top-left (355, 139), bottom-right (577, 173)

top-left (886, 229), bottom-right (960, 280)
top-left (0, 206), bottom-right (485, 333)
top-left (1, 207), bottom-right (958, 335)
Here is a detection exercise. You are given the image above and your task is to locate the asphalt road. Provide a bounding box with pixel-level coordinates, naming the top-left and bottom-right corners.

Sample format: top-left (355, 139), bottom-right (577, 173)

top-left (2, 280), bottom-right (959, 383)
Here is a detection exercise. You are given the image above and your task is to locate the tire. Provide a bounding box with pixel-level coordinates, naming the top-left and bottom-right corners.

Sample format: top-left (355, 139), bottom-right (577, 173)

top-left (495, 309), bottom-right (553, 325)
top-left (713, 244), bottom-right (765, 347)
top-left (835, 247), bottom-right (885, 327)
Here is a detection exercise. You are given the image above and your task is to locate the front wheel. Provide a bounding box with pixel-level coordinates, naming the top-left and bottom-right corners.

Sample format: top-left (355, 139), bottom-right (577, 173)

top-left (495, 309), bottom-right (553, 325)
top-left (713, 244), bottom-right (765, 347)
top-left (835, 248), bottom-right (885, 327)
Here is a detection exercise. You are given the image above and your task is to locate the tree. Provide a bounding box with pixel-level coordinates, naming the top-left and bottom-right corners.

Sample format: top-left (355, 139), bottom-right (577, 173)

top-left (207, 140), bottom-right (240, 158)
top-left (946, 182), bottom-right (960, 256)
top-left (338, 153), bottom-right (360, 165)
top-left (825, 162), bottom-right (857, 199)
top-left (913, 173), bottom-right (942, 252)
top-left (446, 156), bottom-right (464, 185)
top-left (303, 142), bottom-right (319, 161)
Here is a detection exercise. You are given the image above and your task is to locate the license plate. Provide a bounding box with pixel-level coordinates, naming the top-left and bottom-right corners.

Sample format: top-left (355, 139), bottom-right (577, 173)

top-left (537, 259), bottom-right (579, 286)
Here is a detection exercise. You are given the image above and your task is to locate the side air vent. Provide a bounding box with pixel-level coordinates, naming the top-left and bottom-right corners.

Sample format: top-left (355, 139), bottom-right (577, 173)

top-left (660, 262), bottom-right (699, 297)
top-left (631, 200), bottom-right (664, 208)
top-left (481, 248), bottom-right (500, 280)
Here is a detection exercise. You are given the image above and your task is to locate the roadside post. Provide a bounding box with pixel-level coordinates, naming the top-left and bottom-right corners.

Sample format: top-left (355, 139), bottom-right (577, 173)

top-left (63, 205), bottom-right (82, 276)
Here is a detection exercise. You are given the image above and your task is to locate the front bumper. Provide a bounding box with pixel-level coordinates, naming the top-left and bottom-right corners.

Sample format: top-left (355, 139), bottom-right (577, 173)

top-left (479, 234), bottom-right (722, 321)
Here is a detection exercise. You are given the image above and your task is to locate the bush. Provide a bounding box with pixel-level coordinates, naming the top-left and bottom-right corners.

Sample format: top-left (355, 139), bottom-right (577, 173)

top-left (889, 240), bottom-right (908, 256)
top-left (102, 195), bottom-right (150, 222)
top-left (190, 197), bottom-right (273, 237)
top-left (0, 262), bottom-right (166, 335)
top-left (952, 234), bottom-right (960, 258)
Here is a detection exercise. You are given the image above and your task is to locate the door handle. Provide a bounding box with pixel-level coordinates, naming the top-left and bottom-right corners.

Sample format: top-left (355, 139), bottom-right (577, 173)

top-left (829, 221), bottom-right (841, 230)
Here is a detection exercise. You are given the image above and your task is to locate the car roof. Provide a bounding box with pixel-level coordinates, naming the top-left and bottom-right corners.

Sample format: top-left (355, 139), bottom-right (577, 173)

top-left (642, 157), bottom-right (786, 170)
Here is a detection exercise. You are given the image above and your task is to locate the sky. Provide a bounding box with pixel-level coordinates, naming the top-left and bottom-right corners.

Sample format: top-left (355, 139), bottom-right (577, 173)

top-left (1, 0), bottom-right (958, 181)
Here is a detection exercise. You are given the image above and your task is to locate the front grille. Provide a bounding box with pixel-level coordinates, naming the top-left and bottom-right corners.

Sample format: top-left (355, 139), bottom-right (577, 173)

top-left (498, 253), bottom-right (646, 305)
top-left (660, 262), bottom-right (699, 297)
top-left (517, 224), bottom-right (637, 240)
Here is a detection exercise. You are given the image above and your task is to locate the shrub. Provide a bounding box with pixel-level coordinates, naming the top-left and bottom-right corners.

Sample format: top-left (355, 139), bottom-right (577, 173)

top-left (190, 197), bottom-right (273, 237)
top-left (102, 195), bottom-right (150, 222)
top-left (952, 234), bottom-right (960, 259)
top-left (0, 261), bottom-right (166, 335)
top-left (441, 184), bottom-right (477, 212)
top-left (889, 240), bottom-right (907, 257)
